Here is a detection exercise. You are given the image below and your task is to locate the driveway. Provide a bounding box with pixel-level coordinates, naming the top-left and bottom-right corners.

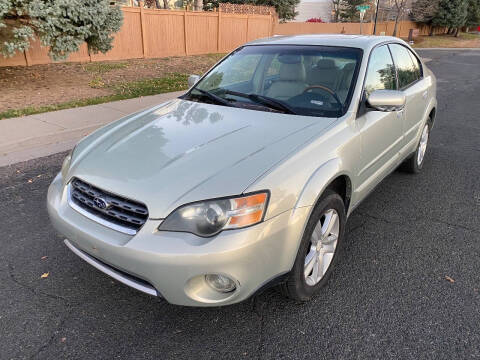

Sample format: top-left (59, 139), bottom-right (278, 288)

top-left (1, 49), bottom-right (479, 359)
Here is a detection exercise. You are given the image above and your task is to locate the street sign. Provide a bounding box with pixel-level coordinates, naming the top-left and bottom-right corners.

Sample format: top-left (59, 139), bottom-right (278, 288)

top-left (356, 5), bottom-right (371, 11)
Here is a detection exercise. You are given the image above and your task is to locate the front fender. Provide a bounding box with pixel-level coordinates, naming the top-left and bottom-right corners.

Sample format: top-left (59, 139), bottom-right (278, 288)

top-left (294, 157), bottom-right (353, 215)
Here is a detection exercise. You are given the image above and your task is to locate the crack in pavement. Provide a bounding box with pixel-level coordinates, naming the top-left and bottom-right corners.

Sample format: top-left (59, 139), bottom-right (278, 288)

top-left (6, 262), bottom-right (71, 303)
top-left (356, 212), bottom-right (479, 234)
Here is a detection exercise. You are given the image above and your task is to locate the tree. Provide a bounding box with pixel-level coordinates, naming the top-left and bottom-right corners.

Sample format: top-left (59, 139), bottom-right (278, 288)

top-left (0, 0), bottom-right (123, 60)
top-left (411, 0), bottom-right (439, 35)
top-left (194, 0), bottom-right (203, 10)
top-left (392, 0), bottom-right (407, 36)
top-left (340, 0), bottom-right (364, 22)
top-left (466, 0), bottom-right (480, 30)
top-left (331, 0), bottom-right (342, 22)
top-left (432, 0), bottom-right (468, 36)
top-left (206, 0), bottom-right (300, 21)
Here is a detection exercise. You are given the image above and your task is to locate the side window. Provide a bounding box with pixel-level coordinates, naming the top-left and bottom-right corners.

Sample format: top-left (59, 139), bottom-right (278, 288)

top-left (364, 45), bottom-right (397, 96)
top-left (389, 44), bottom-right (420, 89)
top-left (408, 50), bottom-right (422, 80)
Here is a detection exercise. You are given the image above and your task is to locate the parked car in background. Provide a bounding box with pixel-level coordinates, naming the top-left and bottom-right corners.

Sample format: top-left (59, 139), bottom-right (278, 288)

top-left (48, 35), bottom-right (437, 306)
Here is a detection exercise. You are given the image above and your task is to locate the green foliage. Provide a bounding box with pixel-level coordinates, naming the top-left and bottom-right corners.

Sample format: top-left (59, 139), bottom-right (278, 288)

top-left (339, 0), bottom-right (365, 22)
top-left (432, 0), bottom-right (468, 28)
top-left (0, 0), bottom-right (123, 60)
top-left (113, 73), bottom-right (189, 97)
top-left (466, 0), bottom-right (480, 27)
top-left (205, 0), bottom-right (300, 21)
top-left (83, 61), bottom-right (129, 73)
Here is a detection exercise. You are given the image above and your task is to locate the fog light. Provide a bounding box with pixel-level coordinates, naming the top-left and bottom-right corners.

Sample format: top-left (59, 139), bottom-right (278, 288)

top-left (205, 274), bottom-right (236, 293)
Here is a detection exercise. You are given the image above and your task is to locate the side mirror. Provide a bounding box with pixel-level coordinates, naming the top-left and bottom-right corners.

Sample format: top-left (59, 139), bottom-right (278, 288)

top-left (367, 90), bottom-right (406, 112)
top-left (188, 74), bottom-right (200, 88)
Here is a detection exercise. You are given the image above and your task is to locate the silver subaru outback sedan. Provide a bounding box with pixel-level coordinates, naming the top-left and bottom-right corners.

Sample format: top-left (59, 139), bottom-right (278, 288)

top-left (48, 35), bottom-right (437, 306)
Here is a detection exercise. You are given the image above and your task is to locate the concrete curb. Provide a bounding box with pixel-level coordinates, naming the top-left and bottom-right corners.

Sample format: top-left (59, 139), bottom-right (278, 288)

top-left (415, 47), bottom-right (480, 51)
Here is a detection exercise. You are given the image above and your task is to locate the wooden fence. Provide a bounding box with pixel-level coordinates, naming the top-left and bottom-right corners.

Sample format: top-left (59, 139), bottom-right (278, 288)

top-left (0, 9), bottom-right (444, 68)
top-left (274, 21), bottom-right (444, 38)
top-left (0, 6), bottom-right (275, 67)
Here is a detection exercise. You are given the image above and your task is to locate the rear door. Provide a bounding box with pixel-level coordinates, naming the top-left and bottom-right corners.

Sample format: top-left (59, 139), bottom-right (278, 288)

top-left (388, 44), bottom-right (429, 153)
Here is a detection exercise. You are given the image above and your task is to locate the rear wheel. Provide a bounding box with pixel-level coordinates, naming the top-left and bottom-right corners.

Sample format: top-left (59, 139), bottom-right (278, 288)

top-left (401, 123), bottom-right (430, 173)
top-left (281, 189), bottom-right (346, 301)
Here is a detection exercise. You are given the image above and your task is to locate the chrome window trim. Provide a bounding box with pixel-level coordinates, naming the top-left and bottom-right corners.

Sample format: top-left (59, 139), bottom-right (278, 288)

top-left (67, 184), bottom-right (138, 236)
top-left (64, 239), bottom-right (158, 297)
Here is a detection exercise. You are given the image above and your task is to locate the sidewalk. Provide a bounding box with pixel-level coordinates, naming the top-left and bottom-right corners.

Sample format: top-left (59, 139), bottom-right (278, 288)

top-left (0, 91), bottom-right (185, 167)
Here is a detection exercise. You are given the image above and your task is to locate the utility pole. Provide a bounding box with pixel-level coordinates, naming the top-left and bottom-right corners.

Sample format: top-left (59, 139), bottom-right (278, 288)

top-left (373, 0), bottom-right (380, 35)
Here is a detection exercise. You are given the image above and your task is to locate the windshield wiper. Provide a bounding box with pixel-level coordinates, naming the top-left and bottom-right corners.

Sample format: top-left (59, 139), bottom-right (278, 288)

top-left (190, 88), bottom-right (235, 108)
top-left (222, 90), bottom-right (298, 115)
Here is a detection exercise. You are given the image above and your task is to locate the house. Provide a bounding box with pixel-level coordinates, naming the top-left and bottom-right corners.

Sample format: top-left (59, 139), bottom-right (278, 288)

top-left (294, 0), bottom-right (333, 22)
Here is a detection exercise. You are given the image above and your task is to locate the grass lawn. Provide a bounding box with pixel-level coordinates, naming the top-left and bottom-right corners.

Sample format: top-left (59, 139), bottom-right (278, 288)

top-left (412, 32), bottom-right (480, 48)
top-left (0, 54), bottom-right (225, 120)
top-left (0, 74), bottom-right (189, 119)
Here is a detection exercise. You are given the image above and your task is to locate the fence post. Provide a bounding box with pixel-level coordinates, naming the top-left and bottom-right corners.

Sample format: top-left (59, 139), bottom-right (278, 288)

top-left (217, 8), bottom-right (222, 52)
top-left (184, 11), bottom-right (189, 55)
top-left (246, 14), bottom-right (249, 42)
top-left (139, 1), bottom-right (147, 58)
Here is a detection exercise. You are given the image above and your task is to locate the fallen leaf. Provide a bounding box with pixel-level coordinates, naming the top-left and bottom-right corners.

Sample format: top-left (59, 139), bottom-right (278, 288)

top-left (445, 275), bottom-right (455, 283)
top-left (41, 272), bottom-right (49, 278)
top-left (27, 179), bottom-right (33, 183)
top-left (36, 174), bottom-right (42, 178)
top-left (41, 256), bottom-right (48, 260)
top-left (61, 337), bottom-right (67, 343)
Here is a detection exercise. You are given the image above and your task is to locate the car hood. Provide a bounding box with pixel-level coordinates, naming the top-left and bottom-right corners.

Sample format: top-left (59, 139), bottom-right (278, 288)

top-left (69, 99), bottom-right (335, 218)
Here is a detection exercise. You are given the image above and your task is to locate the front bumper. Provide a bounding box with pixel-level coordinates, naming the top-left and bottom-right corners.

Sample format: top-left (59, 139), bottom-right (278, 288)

top-left (47, 173), bottom-right (311, 306)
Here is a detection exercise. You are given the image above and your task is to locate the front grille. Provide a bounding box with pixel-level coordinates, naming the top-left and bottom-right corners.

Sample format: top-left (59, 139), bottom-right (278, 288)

top-left (69, 177), bottom-right (148, 234)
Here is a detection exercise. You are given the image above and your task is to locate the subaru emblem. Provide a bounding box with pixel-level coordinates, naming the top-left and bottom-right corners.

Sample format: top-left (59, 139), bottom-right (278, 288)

top-left (93, 197), bottom-right (108, 210)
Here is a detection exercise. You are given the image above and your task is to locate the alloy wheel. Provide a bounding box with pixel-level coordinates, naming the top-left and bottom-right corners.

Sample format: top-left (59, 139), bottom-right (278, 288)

top-left (304, 209), bottom-right (339, 286)
top-left (417, 124), bottom-right (429, 166)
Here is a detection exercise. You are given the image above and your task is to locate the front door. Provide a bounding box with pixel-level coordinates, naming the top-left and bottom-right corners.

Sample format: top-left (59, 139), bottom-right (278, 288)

top-left (355, 45), bottom-right (404, 201)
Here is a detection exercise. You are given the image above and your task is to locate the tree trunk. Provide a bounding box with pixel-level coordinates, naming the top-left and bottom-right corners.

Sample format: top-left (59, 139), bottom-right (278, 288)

top-left (154, 0), bottom-right (161, 8)
top-left (392, 16), bottom-right (400, 37)
top-left (454, 27), bottom-right (460, 37)
top-left (162, 0), bottom-right (168, 9)
top-left (194, 0), bottom-right (203, 11)
top-left (429, 26), bottom-right (434, 36)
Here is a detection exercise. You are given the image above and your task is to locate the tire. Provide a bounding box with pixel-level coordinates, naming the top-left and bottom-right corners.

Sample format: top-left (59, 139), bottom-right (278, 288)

top-left (281, 189), bottom-right (346, 301)
top-left (401, 122), bottom-right (430, 174)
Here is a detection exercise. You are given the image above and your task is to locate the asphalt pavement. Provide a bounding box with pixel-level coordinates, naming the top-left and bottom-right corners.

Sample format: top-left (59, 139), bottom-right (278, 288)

top-left (1, 49), bottom-right (479, 359)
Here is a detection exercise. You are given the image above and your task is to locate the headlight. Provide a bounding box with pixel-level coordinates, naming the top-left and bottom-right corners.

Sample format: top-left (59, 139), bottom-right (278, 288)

top-left (61, 147), bottom-right (75, 181)
top-left (158, 191), bottom-right (269, 237)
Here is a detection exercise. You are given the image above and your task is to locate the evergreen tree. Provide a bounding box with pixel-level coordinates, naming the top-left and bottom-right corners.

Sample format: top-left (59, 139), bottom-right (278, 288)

top-left (466, 0), bottom-right (480, 29)
top-left (340, 0), bottom-right (364, 22)
top-left (0, 0), bottom-right (123, 60)
top-left (432, 0), bottom-right (468, 36)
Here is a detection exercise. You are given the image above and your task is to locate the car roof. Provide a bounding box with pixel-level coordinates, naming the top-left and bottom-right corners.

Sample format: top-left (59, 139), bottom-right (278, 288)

top-left (245, 34), bottom-right (403, 50)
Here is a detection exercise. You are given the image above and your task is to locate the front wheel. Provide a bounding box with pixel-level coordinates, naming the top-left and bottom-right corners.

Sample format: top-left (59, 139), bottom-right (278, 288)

top-left (281, 190), bottom-right (346, 301)
top-left (401, 123), bottom-right (430, 173)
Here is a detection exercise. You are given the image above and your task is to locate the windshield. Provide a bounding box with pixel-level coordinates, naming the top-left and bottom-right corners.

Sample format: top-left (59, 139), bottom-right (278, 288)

top-left (184, 45), bottom-right (363, 118)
